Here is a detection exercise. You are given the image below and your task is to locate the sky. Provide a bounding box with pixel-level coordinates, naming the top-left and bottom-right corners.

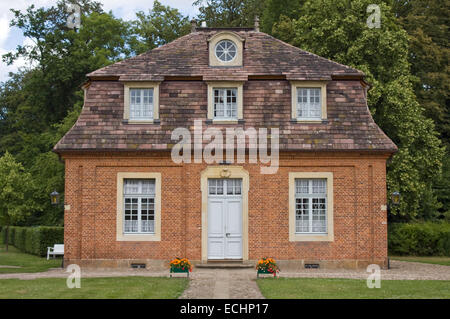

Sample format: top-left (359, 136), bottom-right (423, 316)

top-left (0, 0), bottom-right (200, 82)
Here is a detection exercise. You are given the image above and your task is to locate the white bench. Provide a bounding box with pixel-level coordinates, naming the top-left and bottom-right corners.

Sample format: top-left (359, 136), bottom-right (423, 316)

top-left (47, 244), bottom-right (64, 260)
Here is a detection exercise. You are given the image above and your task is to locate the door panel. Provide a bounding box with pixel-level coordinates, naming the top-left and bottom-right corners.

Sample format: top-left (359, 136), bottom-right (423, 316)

top-left (208, 198), bottom-right (225, 259)
top-left (207, 179), bottom-right (243, 260)
top-left (225, 198), bottom-right (242, 259)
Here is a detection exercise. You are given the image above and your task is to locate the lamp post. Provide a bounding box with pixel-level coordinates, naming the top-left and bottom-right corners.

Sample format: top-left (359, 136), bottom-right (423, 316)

top-left (50, 190), bottom-right (60, 206)
top-left (391, 191), bottom-right (401, 206)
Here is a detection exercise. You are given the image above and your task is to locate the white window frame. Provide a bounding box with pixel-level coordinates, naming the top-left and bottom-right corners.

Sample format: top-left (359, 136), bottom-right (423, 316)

top-left (291, 81), bottom-right (327, 122)
top-left (129, 88), bottom-right (154, 121)
top-left (123, 82), bottom-right (160, 124)
top-left (213, 88), bottom-right (238, 120)
top-left (116, 172), bottom-right (161, 241)
top-left (294, 179), bottom-right (327, 234)
top-left (123, 179), bottom-right (156, 234)
top-left (214, 40), bottom-right (238, 63)
top-left (289, 172), bottom-right (334, 242)
top-left (207, 82), bottom-right (244, 123)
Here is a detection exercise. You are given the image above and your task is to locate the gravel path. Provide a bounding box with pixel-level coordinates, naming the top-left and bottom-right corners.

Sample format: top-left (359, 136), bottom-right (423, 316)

top-left (179, 268), bottom-right (264, 299)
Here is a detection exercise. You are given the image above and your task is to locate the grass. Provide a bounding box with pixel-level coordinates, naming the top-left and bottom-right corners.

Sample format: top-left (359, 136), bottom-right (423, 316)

top-left (390, 256), bottom-right (450, 266)
top-left (257, 278), bottom-right (450, 299)
top-left (0, 244), bottom-right (61, 273)
top-left (0, 276), bottom-right (188, 299)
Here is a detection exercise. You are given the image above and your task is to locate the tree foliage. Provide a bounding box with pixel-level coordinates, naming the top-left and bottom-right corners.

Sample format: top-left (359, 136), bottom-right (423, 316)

top-left (272, 0), bottom-right (445, 219)
top-left (129, 0), bottom-right (191, 55)
top-left (193, 0), bottom-right (263, 27)
top-left (0, 0), bottom-right (447, 225)
top-left (0, 152), bottom-right (39, 249)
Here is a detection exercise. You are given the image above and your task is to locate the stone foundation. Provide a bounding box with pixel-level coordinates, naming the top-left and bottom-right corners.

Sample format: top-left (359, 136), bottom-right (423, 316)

top-left (64, 258), bottom-right (388, 271)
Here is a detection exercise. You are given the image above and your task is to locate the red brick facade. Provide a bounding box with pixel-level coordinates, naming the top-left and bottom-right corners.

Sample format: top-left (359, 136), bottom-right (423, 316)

top-left (62, 152), bottom-right (389, 269)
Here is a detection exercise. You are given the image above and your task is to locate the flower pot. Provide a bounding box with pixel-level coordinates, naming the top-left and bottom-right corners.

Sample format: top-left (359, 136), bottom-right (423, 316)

top-left (170, 266), bottom-right (190, 277)
top-left (257, 269), bottom-right (277, 278)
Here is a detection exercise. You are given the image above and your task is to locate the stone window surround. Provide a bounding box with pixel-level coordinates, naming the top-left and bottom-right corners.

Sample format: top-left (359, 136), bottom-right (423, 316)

top-left (291, 81), bottom-right (328, 123)
top-left (288, 172), bottom-right (334, 242)
top-left (208, 31), bottom-right (244, 67)
top-left (116, 172), bottom-right (162, 241)
top-left (123, 81), bottom-right (160, 124)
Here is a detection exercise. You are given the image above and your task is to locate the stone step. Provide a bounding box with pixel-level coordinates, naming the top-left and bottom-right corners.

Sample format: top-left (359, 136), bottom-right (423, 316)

top-left (195, 261), bottom-right (254, 269)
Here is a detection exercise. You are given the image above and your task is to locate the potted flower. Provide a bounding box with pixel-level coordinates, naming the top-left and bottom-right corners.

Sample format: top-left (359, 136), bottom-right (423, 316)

top-left (256, 257), bottom-right (280, 278)
top-left (169, 257), bottom-right (192, 277)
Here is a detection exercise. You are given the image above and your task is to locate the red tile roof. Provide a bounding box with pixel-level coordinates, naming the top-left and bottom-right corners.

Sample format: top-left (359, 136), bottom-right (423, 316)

top-left (54, 29), bottom-right (397, 154)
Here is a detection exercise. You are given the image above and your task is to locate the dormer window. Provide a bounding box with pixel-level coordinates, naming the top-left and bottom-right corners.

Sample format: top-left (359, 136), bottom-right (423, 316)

top-left (215, 40), bottom-right (237, 62)
top-left (214, 88), bottom-right (237, 119)
top-left (207, 81), bottom-right (244, 123)
top-left (130, 88), bottom-right (153, 120)
top-left (291, 81), bottom-right (327, 122)
top-left (123, 82), bottom-right (160, 124)
top-left (208, 31), bottom-right (244, 67)
top-left (297, 88), bottom-right (321, 120)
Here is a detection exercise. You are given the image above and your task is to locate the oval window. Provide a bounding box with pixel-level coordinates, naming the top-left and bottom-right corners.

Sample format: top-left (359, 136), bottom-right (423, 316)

top-left (215, 40), bottom-right (237, 62)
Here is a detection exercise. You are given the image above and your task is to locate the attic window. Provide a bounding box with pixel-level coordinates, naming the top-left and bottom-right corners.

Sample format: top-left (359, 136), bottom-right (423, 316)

top-left (215, 40), bottom-right (237, 62)
top-left (208, 31), bottom-right (244, 67)
top-left (123, 82), bottom-right (160, 124)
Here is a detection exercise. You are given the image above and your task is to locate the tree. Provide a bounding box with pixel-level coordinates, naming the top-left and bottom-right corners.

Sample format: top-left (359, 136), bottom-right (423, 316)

top-left (393, 0), bottom-right (449, 148)
top-left (193, 0), bottom-right (263, 27)
top-left (129, 0), bottom-right (191, 55)
top-left (0, 0), bottom-right (131, 225)
top-left (260, 0), bottom-right (304, 34)
top-left (273, 0), bottom-right (445, 219)
top-left (0, 152), bottom-right (39, 250)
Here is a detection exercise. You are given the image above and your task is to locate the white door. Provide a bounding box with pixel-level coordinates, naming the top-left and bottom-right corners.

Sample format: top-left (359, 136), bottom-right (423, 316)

top-left (207, 179), bottom-right (243, 259)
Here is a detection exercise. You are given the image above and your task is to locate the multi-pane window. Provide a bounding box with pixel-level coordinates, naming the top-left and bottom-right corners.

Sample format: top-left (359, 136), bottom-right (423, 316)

top-left (124, 179), bottom-right (155, 234)
top-left (130, 88), bottom-right (154, 120)
top-left (297, 88), bottom-right (321, 119)
top-left (295, 179), bottom-right (327, 233)
top-left (215, 40), bottom-right (237, 62)
top-left (214, 88), bottom-right (237, 119)
top-left (208, 179), bottom-right (242, 195)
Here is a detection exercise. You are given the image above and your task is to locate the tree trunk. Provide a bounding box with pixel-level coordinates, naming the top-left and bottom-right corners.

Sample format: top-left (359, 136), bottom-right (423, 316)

top-left (5, 225), bottom-right (8, 252)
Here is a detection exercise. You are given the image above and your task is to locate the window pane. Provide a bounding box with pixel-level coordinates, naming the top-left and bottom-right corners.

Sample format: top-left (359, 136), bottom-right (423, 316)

top-left (295, 198), bottom-right (309, 233)
top-left (312, 179), bottom-right (326, 194)
top-left (214, 88), bottom-right (237, 119)
top-left (295, 179), bottom-right (309, 194)
top-left (312, 197), bottom-right (327, 232)
top-left (129, 88), bottom-right (153, 120)
top-left (297, 88), bottom-right (321, 119)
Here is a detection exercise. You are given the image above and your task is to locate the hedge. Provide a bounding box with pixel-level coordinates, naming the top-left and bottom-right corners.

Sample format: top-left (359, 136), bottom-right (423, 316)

top-left (389, 222), bottom-right (450, 256)
top-left (1, 226), bottom-right (64, 257)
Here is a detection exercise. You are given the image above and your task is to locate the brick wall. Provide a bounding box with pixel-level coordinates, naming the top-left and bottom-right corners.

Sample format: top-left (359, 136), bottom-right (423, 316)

top-left (63, 152), bottom-right (389, 269)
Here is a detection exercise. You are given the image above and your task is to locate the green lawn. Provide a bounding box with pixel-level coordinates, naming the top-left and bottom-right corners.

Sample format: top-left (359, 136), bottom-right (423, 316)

top-left (257, 278), bottom-right (450, 299)
top-left (0, 245), bottom-right (61, 273)
top-left (0, 276), bottom-right (188, 299)
top-left (390, 256), bottom-right (450, 266)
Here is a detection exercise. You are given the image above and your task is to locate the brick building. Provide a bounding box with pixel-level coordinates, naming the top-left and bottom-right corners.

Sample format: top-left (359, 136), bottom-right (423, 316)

top-left (54, 24), bottom-right (397, 269)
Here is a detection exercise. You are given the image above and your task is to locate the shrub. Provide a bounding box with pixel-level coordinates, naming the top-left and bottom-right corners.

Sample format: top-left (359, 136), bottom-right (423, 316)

top-left (389, 222), bottom-right (450, 256)
top-left (1, 226), bottom-right (63, 256)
